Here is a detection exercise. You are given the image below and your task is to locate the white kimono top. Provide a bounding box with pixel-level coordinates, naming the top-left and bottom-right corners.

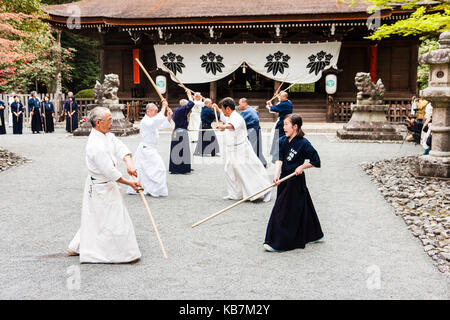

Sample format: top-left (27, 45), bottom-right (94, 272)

top-left (140, 112), bottom-right (171, 149)
top-left (86, 128), bottom-right (131, 182)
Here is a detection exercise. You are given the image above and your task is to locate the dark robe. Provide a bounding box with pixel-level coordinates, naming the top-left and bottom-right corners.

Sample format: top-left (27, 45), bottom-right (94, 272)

top-left (264, 135), bottom-right (323, 251)
top-left (193, 106), bottom-right (220, 157)
top-left (10, 101), bottom-right (24, 134)
top-left (169, 101), bottom-right (194, 174)
top-left (28, 97), bottom-right (42, 133)
top-left (0, 101), bottom-right (6, 134)
top-left (64, 99), bottom-right (79, 133)
top-left (241, 106), bottom-right (267, 167)
top-left (41, 101), bottom-right (55, 133)
top-left (269, 100), bottom-right (293, 163)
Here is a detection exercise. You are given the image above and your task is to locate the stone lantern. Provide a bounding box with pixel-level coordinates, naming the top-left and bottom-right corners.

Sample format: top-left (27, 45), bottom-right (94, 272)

top-left (73, 74), bottom-right (139, 136)
top-left (418, 31), bottom-right (450, 178)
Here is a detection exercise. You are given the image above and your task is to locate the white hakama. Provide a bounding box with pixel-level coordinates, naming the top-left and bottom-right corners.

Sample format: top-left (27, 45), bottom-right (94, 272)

top-left (127, 112), bottom-right (171, 197)
top-left (68, 129), bottom-right (141, 263)
top-left (223, 111), bottom-right (271, 202)
top-left (188, 100), bottom-right (203, 133)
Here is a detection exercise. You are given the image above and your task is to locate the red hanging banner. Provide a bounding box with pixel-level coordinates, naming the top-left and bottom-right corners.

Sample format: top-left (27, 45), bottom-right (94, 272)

top-left (370, 45), bottom-right (377, 83)
top-left (133, 49), bottom-right (140, 84)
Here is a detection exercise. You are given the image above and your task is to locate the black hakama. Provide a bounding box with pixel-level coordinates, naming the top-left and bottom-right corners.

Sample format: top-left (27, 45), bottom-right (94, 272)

top-left (264, 136), bottom-right (323, 251)
top-left (42, 102), bottom-right (55, 133)
top-left (11, 102), bottom-right (23, 135)
top-left (193, 122), bottom-right (220, 157)
top-left (30, 110), bottom-right (42, 133)
top-left (43, 109), bottom-right (54, 133)
top-left (28, 98), bottom-right (42, 133)
top-left (66, 111), bottom-right (79, 133)
top-left (64, 100), bottom-right (79, 133)
top-left (169, 128), bottom-right (192, 174)
top-left (0, 102), bottom-right (6, 134)
top-left (12, 114), bottom-right (23, 134)
top-left (248, 127), bottom-right (267, 167)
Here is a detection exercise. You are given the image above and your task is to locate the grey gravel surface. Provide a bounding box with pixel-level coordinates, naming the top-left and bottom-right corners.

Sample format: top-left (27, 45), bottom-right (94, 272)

top-left (0, 127), bottom-right (448, 299)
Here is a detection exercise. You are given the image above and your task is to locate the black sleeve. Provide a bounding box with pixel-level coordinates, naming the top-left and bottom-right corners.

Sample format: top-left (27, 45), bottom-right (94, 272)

top-left (304, 141), bottom-right (321, 168)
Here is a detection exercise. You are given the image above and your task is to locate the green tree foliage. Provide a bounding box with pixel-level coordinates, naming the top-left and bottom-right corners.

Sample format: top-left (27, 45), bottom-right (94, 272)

top-left (61, 32), bottom-right (100, 94)
top-left (0, 0), bottom-right (74, 93)
top-left (347, 0), bottom-right (450, 40)
top-left (417, 36), bottom-right (440, 90)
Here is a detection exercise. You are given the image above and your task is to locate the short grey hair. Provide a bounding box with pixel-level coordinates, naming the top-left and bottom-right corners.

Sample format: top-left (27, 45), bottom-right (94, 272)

top-left (179, 99), bottom-right (188, 106)
top-left (194, 92), bottom-right (201, 97)
top-left (280, 91), bottom-right (288, 99)
top-left (146, 103), bottom-right (158, 112)
top-left (204, 98), bottom-right (212, 105)
top-left (89, 107), bottom-right (111, 128)
top-left (239, 98), bottom-right (248, 104)
top-left (31, 91), bottom-right (37, 96)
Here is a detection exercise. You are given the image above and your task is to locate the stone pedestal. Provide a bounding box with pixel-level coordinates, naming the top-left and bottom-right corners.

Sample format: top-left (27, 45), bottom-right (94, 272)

top-left (73, 103), bottom-right (139, 136)
top-left (337, 104), bottom-right (403, 140)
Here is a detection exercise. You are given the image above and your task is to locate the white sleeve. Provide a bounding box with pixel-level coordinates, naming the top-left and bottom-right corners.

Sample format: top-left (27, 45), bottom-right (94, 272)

top-left (220, 112), bottom-right (227, 122)
top-left (153, 112), bottom-right (171, 129)
top-left (111, 134), bottom-right (132, 161)
top-left (425, 104), bottom-right (433, 119)
top-left (228, 114), bottom-right (243, 131)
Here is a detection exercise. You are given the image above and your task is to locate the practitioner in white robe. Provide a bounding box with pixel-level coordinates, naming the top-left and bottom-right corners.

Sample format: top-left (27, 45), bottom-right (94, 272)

top-left (216, 97), bottom-right (271, 202)
top-left (127, 100), bottom-right (173, 197)
top-left (188, 92), bottom-right (203, 142)
top-left (67, 107), bottom-right (143, 264)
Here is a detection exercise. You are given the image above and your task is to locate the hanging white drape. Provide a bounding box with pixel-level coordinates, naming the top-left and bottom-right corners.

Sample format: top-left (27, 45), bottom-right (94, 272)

top-left (154, 42), bottom-right (341, 84)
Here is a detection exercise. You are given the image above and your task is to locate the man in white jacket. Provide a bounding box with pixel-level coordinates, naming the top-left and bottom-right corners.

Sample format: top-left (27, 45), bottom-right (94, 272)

top-left (67, 107), bottom-right (142, 264)
top-left (216, 97), bottom-right (271, 202)
top-left (127, 101), bottom-right (173, 197)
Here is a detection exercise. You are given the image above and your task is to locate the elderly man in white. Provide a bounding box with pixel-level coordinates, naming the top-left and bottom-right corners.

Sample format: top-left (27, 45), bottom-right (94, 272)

top-left (188, 92), bottom-right (204, 142)
top-left (127, 100), bottom-right (173, 197)
top-left (67, 107), bottom-right (143, 264)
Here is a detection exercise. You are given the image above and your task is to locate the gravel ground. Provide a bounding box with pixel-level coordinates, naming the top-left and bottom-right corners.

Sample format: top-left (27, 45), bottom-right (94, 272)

top-left (361, 156), bottom-right (450, 275)
top-left (0, 127), bottom-right (448, 300)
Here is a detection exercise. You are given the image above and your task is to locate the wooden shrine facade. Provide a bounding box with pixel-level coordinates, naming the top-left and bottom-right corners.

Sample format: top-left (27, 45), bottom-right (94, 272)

top-left (46, 0), bottom-right (419, 122)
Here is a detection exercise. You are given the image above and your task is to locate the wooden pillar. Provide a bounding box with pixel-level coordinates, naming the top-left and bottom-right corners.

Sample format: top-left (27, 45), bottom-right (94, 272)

top-left (370, 44), bottom-right (378, 83)
top-left (99, 33), bottom-right (105, 82)
top-left (210, 81), bottom-right (217, 102)
top-left (326, 94), bottom-right (335, 122)
top-left (54, 30), bottom-right (63, 119)
top-left (274, 80), bottom-right (281, 96)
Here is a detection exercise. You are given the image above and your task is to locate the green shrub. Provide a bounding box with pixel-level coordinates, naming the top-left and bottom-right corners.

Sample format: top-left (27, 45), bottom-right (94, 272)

top-left (75, 89), bottom-right (94, 99)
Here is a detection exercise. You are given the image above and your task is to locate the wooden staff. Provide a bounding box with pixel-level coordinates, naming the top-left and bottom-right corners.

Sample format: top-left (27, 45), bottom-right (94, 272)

top-left (69, 101), bottom-right (73, 133)
top-left (41, 101), bottom-right (46, 133)
top-left (134, 178), bottom-right (168, 259)
top-left (189, 128), bottom-right (217, 132)
top-left (135, 58), bottom-right (165, 101)
top-left (161, 64), bottom-right (192, 95)
top-left (191, 172), bottom-right (297, 228)
top-left (268, 82), bottom-right (297, 104)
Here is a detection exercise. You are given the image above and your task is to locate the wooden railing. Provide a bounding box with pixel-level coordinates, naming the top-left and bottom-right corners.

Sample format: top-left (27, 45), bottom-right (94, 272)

top-left (334, 98), bottom-right (411, 123)
top-left (0, 93), bottom-right (66, 123)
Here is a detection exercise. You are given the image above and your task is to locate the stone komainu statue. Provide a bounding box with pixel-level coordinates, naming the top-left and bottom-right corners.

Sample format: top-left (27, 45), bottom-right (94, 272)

top-left (93, 74), bottom-right (120, 105)
top-left (355, 72), bottom-right (385, 105)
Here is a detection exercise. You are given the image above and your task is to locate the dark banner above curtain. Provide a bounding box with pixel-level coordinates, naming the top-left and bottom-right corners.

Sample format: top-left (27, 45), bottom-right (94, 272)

top-left (154, 42), bottom-right (341, 84)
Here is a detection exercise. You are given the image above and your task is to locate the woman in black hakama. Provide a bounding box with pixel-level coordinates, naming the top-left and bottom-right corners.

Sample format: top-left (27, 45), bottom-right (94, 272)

top-left (64, 97), bottom-right (79, 133)
top-left (41, 96), bottom-right (55, 133)
top-left (11, 97), bottom-right (24, 135)
top-left (28, 93), bottom-right (42, 134)
top-left (169, 99), bottom-right (194, 174)
top-left (193, 103), bottom-right (220, 157)
top-left (0, 100), bottom-right (6, 134)
top-left (264, 114), bottom-right (324, 252)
